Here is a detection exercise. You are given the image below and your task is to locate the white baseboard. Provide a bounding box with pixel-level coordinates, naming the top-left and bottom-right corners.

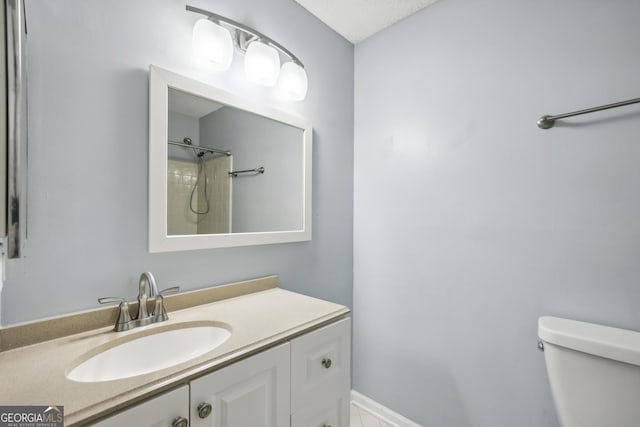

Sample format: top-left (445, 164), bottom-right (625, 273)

top-left (351, 390), bottom-right (422, 427)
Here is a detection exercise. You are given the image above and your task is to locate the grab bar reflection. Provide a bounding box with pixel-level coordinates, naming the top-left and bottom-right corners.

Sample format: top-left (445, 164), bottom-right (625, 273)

top-left (229, 167), bottom-right (265, 177)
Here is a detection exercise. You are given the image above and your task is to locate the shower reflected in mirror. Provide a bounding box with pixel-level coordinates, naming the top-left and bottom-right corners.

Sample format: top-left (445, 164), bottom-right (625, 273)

top-left (166, 87), bottom-right (304, 236)
top-left (149, 66), bottom-right (312, 252)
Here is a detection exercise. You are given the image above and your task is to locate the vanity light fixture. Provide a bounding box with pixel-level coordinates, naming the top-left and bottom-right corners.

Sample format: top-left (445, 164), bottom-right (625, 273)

top-left (277, 62), bottom-right (309, 101)
top-left (186, 5), bottom-right (308, 100)
top-left (244, 41), bottom-right (281, 86)
top-left (192, 18), bottom-right (234, 70)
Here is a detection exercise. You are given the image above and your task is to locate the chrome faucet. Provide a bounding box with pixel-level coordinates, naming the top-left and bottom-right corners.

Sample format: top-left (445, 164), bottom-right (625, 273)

top-left (137, 271), bottom-right (158, 321)
top-left (99, 272), bottom-right (179, 332)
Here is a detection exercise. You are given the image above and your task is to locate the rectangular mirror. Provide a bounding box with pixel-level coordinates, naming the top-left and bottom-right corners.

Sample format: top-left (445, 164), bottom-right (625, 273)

top-left (149, 66), bottom-right (312, 252)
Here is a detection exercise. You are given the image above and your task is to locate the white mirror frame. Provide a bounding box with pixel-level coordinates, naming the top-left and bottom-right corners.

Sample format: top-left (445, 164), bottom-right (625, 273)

top-left (148, 65), bottom-right (312, 252)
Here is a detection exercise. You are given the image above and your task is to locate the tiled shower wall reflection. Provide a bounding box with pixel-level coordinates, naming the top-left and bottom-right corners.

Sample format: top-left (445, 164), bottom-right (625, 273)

top-left (167, 160), bottom-right (198, 235)
top-left (167, 156), bottom-right (232, 235)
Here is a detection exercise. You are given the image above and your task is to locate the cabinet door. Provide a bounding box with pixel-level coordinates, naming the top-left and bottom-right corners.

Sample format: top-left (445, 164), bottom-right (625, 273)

top-left (290, 318), bottom-right (351, 413)
top-left (92, 385), bottom-right (189, 427)
top-left (290, 391), bottom-right (350, 427)
top-left (190, 343), bottom-right (290, 427)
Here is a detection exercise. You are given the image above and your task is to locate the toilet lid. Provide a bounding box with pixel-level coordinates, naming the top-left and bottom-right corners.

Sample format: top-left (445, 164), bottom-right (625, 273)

top-left (538, 316), bottom-right (640, 367)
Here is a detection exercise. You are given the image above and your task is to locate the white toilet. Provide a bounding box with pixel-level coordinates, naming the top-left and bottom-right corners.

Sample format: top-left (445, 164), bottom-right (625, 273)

top-left (538, 316), bottom-right (640, 427)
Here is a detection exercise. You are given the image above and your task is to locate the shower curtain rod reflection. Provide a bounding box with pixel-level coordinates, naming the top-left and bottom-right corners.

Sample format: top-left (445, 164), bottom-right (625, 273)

top-left (168, 139), bottom-right (231, 156)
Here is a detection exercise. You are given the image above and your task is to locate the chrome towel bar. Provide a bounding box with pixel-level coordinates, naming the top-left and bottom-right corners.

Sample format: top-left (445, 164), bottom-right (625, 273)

top-left (538, 97), bottom-right (640, 129)
top-left (229, 167), bottom-right (265, 177)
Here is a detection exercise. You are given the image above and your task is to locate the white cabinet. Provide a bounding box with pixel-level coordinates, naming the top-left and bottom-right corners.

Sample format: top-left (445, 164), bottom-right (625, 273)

top-left (290, 393), bottom-right (350, 427)
top-left (190, 343), bottom-right (290, 427)
top-left (291, 318), bottom-right (351, 427)
top-left (91, 317), bottom-right (350, 427)
top-left (93, 385), bottom-right (189, 427)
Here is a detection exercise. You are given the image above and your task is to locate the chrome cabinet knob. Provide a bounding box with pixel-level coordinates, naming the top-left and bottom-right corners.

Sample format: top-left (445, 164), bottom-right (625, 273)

top-left (172, 416), bottom-right (188, 427)
top-left (321, 358), bottom-right (332, 369)
top-left (197, 402), bottom-right (213, 419)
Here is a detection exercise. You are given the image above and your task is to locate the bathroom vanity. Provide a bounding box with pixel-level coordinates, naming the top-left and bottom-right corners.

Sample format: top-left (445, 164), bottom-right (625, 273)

top-left (94, 319), bottom-right (349, 427)
top-left (0, 276), bottom-right (351, 426)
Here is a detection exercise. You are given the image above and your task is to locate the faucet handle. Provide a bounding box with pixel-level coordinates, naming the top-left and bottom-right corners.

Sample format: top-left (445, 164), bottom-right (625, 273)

top-left (98, 297), bottom-right (132, 331)
top-left (152, 286), bottom-right (180, 322)
top-left (159, 286), bottom-right (180, 296)
top-left (98, 297), bottom-right (126, 305)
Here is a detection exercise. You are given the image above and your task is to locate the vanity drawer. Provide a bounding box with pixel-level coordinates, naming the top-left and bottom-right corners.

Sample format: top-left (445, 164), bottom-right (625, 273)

top-left (290, 391), bottom-right (350, 427)
top-left (290, 317), bottom-right (351, 412)
top-left (92, 385), bottom-right (189, 427)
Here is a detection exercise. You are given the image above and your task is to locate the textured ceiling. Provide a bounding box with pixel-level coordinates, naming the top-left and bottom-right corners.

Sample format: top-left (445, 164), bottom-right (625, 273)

top-left (294, 0), bottom-right (440, 44)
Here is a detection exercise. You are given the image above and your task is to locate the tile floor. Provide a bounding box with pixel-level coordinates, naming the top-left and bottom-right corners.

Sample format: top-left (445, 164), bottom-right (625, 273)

top-left (350, 402), bottom-right (395, 427)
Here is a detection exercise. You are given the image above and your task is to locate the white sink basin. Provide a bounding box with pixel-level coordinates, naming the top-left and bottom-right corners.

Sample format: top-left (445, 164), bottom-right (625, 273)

top-left (67, 325), bottom-right (231, 382)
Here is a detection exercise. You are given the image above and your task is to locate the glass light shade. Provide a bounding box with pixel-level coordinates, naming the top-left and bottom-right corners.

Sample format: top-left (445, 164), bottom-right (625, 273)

top-left (192, 19), bottom-right (233, 70)
top-left (244, 41), bottom-right (281, 86)
top-left (277, 62), bottom-right (308, 101)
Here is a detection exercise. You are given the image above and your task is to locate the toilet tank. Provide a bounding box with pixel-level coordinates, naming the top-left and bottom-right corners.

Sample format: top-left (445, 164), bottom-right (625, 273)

top-left (538, 316), bottom-right (640, 427)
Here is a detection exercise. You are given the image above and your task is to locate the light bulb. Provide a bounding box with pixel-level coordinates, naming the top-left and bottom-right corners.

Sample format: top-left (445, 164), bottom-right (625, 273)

top-left (277, 62), bottom-right (308, 101)
top-left (244, 41), bottom-right (281, 86)
top-left (192, 19), bottom-right (233, 70)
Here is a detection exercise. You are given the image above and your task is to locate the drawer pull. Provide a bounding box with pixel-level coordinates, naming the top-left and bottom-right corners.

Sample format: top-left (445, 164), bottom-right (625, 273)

top-left (197, 402), bottom-right (213, 419)
top-left (321, 358), bottom-right (332, 369)
top-left (323, 425), bottom-right (333, 427)
top-left (172, 416), bottom-right (189, 427)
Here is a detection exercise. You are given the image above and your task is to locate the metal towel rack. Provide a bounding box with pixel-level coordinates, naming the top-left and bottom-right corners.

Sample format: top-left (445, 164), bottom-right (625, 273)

top-left (229, 167), bottom-right (265, 177)
top-left (537, 97), bottom-right (640, 129)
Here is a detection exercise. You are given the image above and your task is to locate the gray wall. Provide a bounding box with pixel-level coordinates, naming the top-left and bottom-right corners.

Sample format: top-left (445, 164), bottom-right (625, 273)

top-left (353, 0), bottom-right (640, 426)
top-left (200, 107), bottom-right (303, 232)
top-left (1, 0), bottom-right (354, 325)
top-left (168, 112), bottom-right (200, 162)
